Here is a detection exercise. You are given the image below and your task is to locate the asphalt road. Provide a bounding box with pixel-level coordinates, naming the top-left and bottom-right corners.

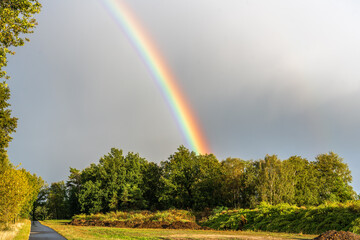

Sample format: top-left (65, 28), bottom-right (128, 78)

top-left (29, 221), bottom-right (67, 240)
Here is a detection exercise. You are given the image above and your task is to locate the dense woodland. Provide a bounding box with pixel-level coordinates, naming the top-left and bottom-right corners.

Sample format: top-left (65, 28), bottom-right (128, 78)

top-left (33, 146), bottom-right (357, 220)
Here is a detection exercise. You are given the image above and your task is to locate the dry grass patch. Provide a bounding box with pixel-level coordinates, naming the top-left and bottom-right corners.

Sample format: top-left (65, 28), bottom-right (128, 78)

top-left (0, 220), bottom-right (30, 240)
top-left (42, 220), bottom-right (316, 240)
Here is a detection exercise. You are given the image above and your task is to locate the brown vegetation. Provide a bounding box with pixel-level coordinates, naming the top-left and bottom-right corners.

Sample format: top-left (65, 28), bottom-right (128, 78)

top-left (71, 218), bottom-right (203, 229)
top-left (313, 230), bottom-right (360, 240)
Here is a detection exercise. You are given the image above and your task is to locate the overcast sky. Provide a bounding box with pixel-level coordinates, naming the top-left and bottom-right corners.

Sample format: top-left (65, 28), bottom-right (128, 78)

top-left (6, 0), bottom-right (360, 192)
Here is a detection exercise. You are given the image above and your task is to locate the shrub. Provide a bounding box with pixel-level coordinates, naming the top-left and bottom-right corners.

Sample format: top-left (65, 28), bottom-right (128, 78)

top-left (202, 201), bottom-right (360, 234)
top-left (72, 209), bottom-right (195, 224)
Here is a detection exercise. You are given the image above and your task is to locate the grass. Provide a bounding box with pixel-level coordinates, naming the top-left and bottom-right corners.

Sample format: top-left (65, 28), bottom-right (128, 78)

top-left (13, 220), bottom-right (31, 240)
top-left (0, 219), bottom-right (31, 240)
top-left (41, 219), bottom-right (317, 240)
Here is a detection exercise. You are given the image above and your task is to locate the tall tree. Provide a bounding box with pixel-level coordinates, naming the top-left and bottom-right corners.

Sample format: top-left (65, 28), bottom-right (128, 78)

top-left (221, 158), bottom-right (250, 208)
top-left (0, 83), bottom-right (17, 171)
top-left (47, 181), bottom-right (68, 219)
top-left (77, 148), bottom-right (148, 214)
top-left (194, 153), bottom-right (223, 209)
top-left (313, 152), bottom-right (355, 202)
top-left (0, 0), bottom-right (41, 170)
top-left (0, 168), bottom-right (40, 223)
top-left (283, 156), bottom-right (319, 206)
top-left (32, 183), bottom-right (49, 220)
top-left (140, 162), bottom-right (163, 210)
top-left (160, 146), bottom-right (223, 210)
top-left (255, 155), bottom-right (293, 205)
top-left (160, 146), bottom-right (200, 209)
top-left (66, 168), bottom-right (82, 216)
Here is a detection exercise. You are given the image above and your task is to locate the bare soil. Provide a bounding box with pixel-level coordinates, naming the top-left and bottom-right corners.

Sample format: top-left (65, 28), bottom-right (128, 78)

top-left (313, 230), bottom-right (360, 240)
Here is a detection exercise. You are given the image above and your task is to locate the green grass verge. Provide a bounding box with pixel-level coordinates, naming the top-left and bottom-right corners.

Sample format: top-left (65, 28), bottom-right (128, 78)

top-left (202, 201), bottom-right (360, 234)
top-left (41, 219), bottom-right (316, 240)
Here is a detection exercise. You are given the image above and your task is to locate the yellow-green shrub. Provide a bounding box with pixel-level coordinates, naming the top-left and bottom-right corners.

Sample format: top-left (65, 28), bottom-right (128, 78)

top-left (202, 201), bottom-right (360, 234)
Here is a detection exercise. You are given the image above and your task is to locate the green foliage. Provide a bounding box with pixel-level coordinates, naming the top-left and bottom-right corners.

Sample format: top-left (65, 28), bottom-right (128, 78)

top-left (219, 152), bottom-right (355, 209)
top-left (0, 83), bottom-right (17, 170)
top-left (282, 156), bottom-right (320, 206)
top-left (0, 0), bottom-right (42, 226)
top-left (314, 152), bottom-right (355, 202)
top-left (221, 158), bottom-right (248, 208)
top-left (0, 0), bottom-right (41, 169)
top-left (202, 201), bottom-right (360, 234)
top-left (59, 146), bottom-right (357, 221)
top-left (76, 148), bottom-right (148, 214)
top-left (32, 183), bottom-right (49, 220)
top-left (0, 0), bottom-right (42, 79)
top-left (140, 162), bottom-right (163, 210)
top-left (66, 167), bottom-right (82, 216)
top-left (47, 181), bottom-right (69, 219)
top-left (160, 145), bottom-right (223, 210)
top-left (79, 180), bottom-right (103, 214)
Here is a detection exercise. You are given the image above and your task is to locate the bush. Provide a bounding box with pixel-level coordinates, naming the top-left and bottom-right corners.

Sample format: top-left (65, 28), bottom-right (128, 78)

top-left (72, 209), bottom-right (195, 224)
top-left (202, 201), bottom-right (360, 234)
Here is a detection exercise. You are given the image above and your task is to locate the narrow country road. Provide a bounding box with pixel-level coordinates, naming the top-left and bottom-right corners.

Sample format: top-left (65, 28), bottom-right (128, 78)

top-left (29, 221), bottom-right (67, 240)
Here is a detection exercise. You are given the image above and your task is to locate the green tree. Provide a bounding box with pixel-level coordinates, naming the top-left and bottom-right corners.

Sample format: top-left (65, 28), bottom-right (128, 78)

top-left (0, 0), bottom-right (42, 79)
top-left (194, 153), bottom-right (223, 210)
top-left (120, 151), bottom-right (147, 209)
top-left (160, 146), bottom-right (223, 210)
top-left (140, 162), bottom-right (162, 210)
top-left (0, 83), bottom-right (17, 171)
top-left (0, 2), bottom-right (42, 224)
top-left (32, 183), bottom-right (49, 220)
top-left (0, 0), bottom-right (41, 170)
top-left (47, 181), bottom-right (68, 219)
top-left (283, 156), bottom-right (319, 206)
top-left (77, 148), bottom-right (148, 213)
top-left (313, 152), bottom-right (355, 202)
top-left (78, 180), bottom-right (103, 214)
top-left (221, 158), bottom-right (258, 208)
top-left (66, 167), bottom-right (82, 216)
top-left (160, 146), bottom-right (200, 209)
top-left (255, 155), bottom-right (293, 205)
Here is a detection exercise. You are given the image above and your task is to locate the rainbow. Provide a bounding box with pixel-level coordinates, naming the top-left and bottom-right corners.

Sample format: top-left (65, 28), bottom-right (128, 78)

top-left (101, 0), bottom-right (210, 154)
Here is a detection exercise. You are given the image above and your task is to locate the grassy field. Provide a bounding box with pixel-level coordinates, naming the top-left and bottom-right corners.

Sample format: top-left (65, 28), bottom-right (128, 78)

top-left (41, 220), bottom-right (317, 240)
top-left (0, 219), bottom-right (31, 240)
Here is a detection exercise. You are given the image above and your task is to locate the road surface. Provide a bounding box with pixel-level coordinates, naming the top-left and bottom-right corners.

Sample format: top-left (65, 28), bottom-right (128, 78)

top-left (29, 221), bottom-right (67, 240)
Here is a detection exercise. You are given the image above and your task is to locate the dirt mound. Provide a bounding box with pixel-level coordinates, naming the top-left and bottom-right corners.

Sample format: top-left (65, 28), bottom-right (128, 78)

top-left (70, 219), bottom-right (202, 230)
top-left (313, 230), bottom-right (360, 240)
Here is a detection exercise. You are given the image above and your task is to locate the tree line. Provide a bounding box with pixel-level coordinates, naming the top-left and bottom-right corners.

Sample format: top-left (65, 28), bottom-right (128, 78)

top-left (34, 146), bottom-right (356, 220)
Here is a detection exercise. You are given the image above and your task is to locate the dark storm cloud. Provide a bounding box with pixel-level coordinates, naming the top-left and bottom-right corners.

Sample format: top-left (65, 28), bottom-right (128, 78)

top-left (6, 0), bottom-right (360, 192)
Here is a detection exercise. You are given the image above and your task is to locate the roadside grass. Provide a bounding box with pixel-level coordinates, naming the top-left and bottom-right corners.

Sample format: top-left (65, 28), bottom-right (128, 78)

top-left (0, 219), bottom-right (30, 240)
top-left (14, 220), bottom-right (31, 240)
top-left (41, 219), bottom-right (317, 240)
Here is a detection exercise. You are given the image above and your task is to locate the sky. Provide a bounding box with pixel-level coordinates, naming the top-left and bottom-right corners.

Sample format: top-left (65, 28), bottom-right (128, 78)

top-left (6, 0), bottom-right (360, 192)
